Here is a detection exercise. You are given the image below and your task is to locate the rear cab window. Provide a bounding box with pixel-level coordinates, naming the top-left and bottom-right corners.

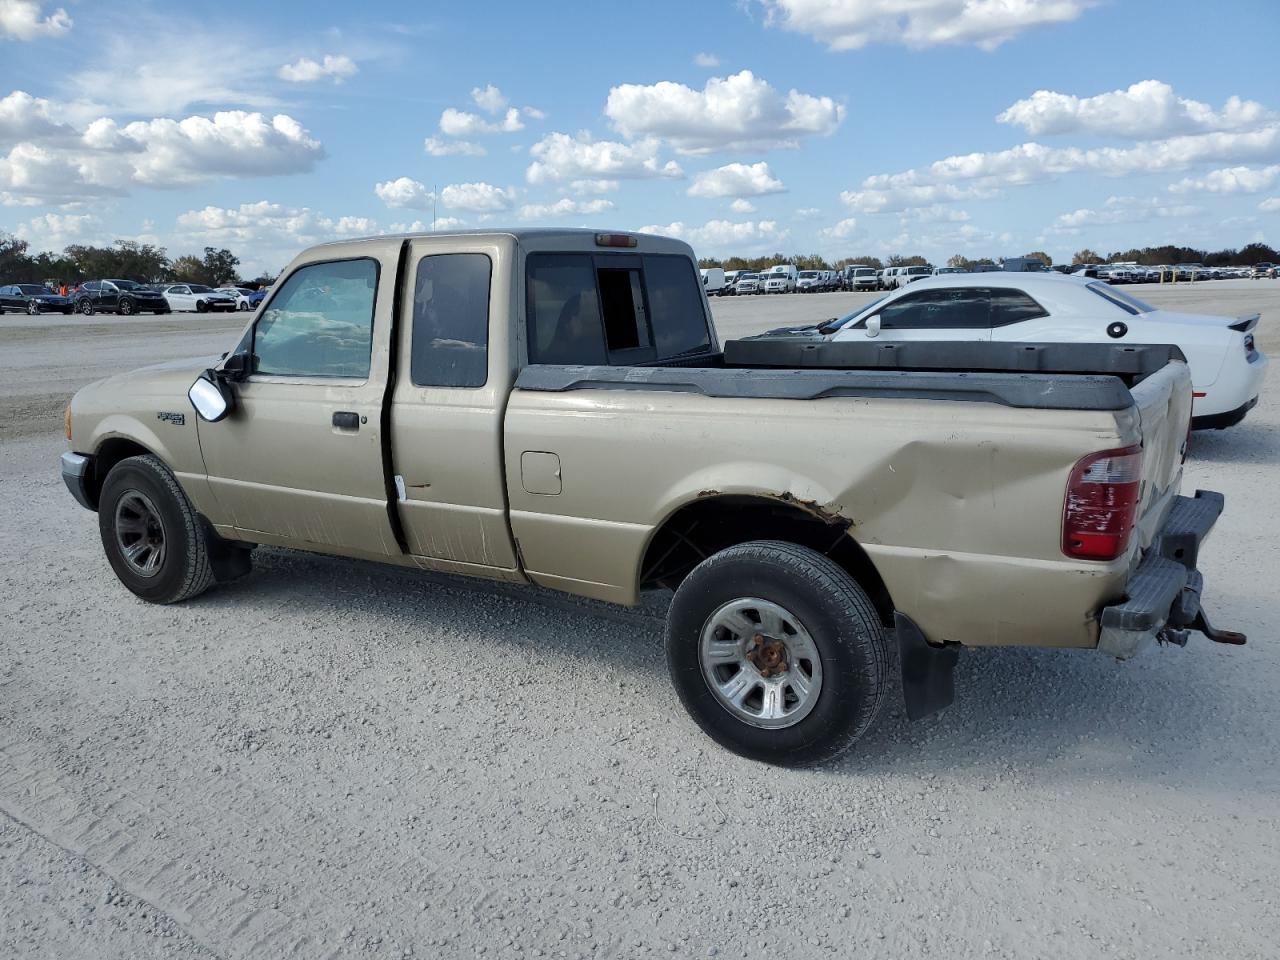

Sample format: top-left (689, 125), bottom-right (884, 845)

top-left (526, 253), bottom-right (712, 365)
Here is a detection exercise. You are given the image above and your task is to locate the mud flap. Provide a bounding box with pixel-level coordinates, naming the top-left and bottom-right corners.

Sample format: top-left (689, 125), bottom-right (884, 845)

top-left (894, 612), bottom-right (959, 720)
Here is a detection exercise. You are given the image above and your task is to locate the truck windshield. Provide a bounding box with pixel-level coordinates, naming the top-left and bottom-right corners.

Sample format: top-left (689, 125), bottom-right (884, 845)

top-left (526, 253), bottom-right (712, 365)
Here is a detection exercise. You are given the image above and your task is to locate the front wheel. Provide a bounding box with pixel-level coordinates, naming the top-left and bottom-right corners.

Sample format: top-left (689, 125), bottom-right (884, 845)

top-left (665, 540), bottom-right (888, 766)
top-left (98, 455), bottom-right (217, 604)
top-left (118, 297), bottom-right (135, 316)
top-left (79, 299), bottom-right (94, 316)
top-left (237, 300), bottom-right (250, 311)
top-left (27, 300), bottom-right (40, 315)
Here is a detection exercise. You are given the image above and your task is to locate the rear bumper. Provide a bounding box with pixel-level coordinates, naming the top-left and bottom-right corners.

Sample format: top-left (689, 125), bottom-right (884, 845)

top-left (1097, 490), bottom-right (1238, 657)
top-left (61, 451), bottom-right (96, 511)
top-left (1192, 395), bottom-right (1258, 430)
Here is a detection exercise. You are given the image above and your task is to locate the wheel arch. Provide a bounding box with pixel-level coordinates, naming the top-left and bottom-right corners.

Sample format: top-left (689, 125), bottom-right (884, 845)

top-left (639, 493), bottom-right (895, 626)
top-left (86, 436), bottom-right (163, 509)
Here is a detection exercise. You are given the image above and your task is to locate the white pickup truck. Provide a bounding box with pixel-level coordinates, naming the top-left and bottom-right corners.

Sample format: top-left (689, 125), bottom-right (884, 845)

top-left (60, 228), bottom-right (1244, 766)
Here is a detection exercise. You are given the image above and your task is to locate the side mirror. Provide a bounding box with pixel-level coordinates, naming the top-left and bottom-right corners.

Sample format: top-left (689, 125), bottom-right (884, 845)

top-left (188, 370), bottom-right (234, 423)
top-left (864, 315), bottom-right (882, 338)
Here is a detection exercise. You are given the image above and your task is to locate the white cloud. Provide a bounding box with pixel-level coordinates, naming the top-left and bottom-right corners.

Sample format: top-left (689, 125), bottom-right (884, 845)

top-left (471, 84), bottom-right (508, 114)
top-left (277, 54), bottom-right (358, 84)
top-left (794, 207), bottom-right (821, 220)
top-left (759, 0), bottom-right (1093, 51)
top-left (518, 197), bottom-right (615, 220)
top-left (693, 52), bottom-right (720, 67)
top-left (388, 217), bottom-right (467, 232)
top-left (175, 201), bottom-right (377, 273)
top-left (819, 217), bottom-right (859, 241)
top-left (605, 70), bottom-right (844, 154)
top-left (424, 136), bottom-right (485, 157)
top-left (1258, 198), bottom-right (1280, 213)
top-left (440, 106), bottom-right (524, 137)
top-left (1, 109), bottom-right (323, 205)
top-left (1168, 164), bottom-right (1280, 195)
top-left (570, 178), bottom-right (619, 194)
top-left (1050, 195), bottom-right (1202, 233)
top-left (998, 81), bottom-right (1272, 139)
top-left (0, 1), bottom-right (71, 40)
top-left (0, 90), bottom-right (75, 146)
top-left (95, 112), bottom-right (325, 186)
top-left (730, 198), bottom-right (756, 213)
top-left (440, 181), bottom-right (515, 212)
top-left (842, 125), bottom-right (1280, 213)
top-left (13, 211), bottom-right (98, 248)
top-left (688, 161), bottom-right (785, 198)
top-left (374, 176), bottom-right (434, 210)
top-left (637, 218), bottom-right (789, 254)
top-left (526, 132), bottom-right (683, 184)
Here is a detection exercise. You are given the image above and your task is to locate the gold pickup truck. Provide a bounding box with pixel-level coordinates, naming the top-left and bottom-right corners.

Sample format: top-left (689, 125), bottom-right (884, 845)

top-left (60, 229), bottom-right (1244, 765)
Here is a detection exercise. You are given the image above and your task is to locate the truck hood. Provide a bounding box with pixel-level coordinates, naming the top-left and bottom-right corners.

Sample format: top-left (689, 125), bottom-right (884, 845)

top-left (76, 354), bottom-right (221, 403)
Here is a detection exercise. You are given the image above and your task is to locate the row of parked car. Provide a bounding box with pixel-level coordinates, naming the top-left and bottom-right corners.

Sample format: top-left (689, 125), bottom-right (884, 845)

top-left (701, 258), bottom-right (1278, 298)
top-left (0, 280), bottom-right (267, 316)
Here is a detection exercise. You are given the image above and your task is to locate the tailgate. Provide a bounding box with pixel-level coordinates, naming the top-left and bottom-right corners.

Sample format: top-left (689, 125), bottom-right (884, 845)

top-left (1129, 360), bottom-right (1193, 555)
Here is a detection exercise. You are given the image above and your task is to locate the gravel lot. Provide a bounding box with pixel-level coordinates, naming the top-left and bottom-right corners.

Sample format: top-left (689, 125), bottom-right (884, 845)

top-left (2, 282), bottom-right (1278, 959)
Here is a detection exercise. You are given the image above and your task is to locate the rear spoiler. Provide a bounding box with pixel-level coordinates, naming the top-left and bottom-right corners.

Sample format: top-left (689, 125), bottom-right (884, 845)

top-left (1229, 313), bottom-right (1259, 332)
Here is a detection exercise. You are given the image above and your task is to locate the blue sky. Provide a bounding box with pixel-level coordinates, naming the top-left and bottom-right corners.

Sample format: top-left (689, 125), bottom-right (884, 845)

top-left (2, 0), bottom-right (1279, 275)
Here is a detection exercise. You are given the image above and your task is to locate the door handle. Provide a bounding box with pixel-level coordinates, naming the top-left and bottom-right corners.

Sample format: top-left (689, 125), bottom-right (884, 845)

top-left (332, 411), bottom-right (360, 430)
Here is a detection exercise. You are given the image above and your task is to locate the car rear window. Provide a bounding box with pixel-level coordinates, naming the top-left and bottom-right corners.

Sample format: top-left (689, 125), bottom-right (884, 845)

top-left (1087, 282), bottom-right (1154, 315)
top-left (526, 253), bottom-right (711, 365)
top-left (989, 288), bottom-right (1048, 325)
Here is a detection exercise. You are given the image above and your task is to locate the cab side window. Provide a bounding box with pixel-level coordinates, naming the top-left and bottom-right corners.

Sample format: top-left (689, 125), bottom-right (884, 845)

top-left (253, 258), bottom-right (378, 378)
top-left (989, 288), bottom-right (1048, 325)
top-left (410, 253), bottom-right (491, 388)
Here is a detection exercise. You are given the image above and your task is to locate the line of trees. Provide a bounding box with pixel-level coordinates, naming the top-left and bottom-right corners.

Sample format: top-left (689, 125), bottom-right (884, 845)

top-left (0, 234), bottom-right (276, 288)
top-left (700, 242), bottom-right (1280, 273)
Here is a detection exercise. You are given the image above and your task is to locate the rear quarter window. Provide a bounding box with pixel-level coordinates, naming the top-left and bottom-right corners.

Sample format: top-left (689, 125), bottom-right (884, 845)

top-left (526, 253), bottom-right (711, 366)
top-left (989, 288), bottom-right (1048, 325)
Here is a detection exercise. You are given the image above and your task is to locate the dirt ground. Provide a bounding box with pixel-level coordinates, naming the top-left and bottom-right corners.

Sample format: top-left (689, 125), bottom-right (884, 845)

top-left (1, 282), bottom-right (1277, 959)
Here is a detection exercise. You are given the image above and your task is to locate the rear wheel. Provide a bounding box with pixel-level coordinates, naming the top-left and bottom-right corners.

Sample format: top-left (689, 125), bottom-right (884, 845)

top-left (98, 455), bottom-right (216, 604)
top-left (195, 300), bottom-right (208, 313)
top-left (666, 540), bottom-right (888, 766)
top-left (237, 300), bottom-right (250, 311)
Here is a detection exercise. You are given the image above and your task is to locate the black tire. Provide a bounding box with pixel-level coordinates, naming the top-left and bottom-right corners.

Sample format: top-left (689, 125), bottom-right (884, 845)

top-left (196, 300), bottom-right (208, 313)
top-left (27, 300), bottom-right (39, 315)
top-left (118, 297), bottom-right (135, 316)
top-left (237, 300), bottom-right (250, 311)
top-left (666, 540), bottom-right (887, 766)
top-left (79, 298), bottom-right (94, 316)
top-left (98, 455), bottom-right (216, 604)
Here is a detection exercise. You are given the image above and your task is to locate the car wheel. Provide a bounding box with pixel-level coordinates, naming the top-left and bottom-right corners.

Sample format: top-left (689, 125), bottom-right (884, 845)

top-left (237, 300), bottom-right (250, 311)
top-left (196, 300), bottom-right (208, 313)
top-left (118, 297), bottom-right (135, 316)
top-left (79, 299), bottom-right (94, 316)
top-left (98, 455), bottom-right (217, 604)
top-left (665, 540), bottom-right (888, 766)
top-left (27, 300), bottom-right (40, 315)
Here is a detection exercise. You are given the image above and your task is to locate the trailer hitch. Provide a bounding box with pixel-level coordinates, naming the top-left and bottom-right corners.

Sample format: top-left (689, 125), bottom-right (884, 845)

top-left (1190, 607), bottom-right (1247, 646)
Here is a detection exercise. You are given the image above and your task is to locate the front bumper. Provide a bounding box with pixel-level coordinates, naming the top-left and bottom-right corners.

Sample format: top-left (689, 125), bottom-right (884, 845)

top-left (61, 451), bottom-right (96, 511)
top-left (1097, 490), bottom-right (1244, 658)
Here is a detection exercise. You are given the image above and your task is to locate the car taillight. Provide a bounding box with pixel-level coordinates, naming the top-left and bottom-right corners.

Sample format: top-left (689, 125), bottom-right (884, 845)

top-left (1244, 333), bottom-right (1256, 355)
top-left (1062, 445), bottom-right (1143, 561)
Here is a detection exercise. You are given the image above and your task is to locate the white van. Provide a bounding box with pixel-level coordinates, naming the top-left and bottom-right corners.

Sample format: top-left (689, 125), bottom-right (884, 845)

top-left (700, 267), bottom-right (727, 296)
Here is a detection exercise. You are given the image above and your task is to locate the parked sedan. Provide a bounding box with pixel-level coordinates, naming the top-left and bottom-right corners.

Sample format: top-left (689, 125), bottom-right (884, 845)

top-left (161, 284), bottom-right (238, 313)
top-left (824, 273), bottom-right (1266, 429)
top-left (0, 283), bottom-right (74, 314)
top-left (216, 285), bottom-right (263, 311)
top-left (74, 279), bottom-right (170, 315)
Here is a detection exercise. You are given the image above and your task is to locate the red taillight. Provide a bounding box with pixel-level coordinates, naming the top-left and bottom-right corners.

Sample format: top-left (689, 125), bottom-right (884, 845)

top-left (594, 233), bottom-right (638, 248)
top-left (1062, 445), bottom-right (1143, 561)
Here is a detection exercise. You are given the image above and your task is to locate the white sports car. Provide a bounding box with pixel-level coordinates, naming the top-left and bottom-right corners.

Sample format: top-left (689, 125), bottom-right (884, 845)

top-left (160, 283), bottom-right (238, 313)
top-left (827, 273), bottom-right (1266, 429)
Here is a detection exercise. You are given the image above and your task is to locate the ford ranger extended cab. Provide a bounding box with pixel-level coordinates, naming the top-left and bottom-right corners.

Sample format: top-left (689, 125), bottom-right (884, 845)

top-left (60, 229), bottom-right (1244, 766)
